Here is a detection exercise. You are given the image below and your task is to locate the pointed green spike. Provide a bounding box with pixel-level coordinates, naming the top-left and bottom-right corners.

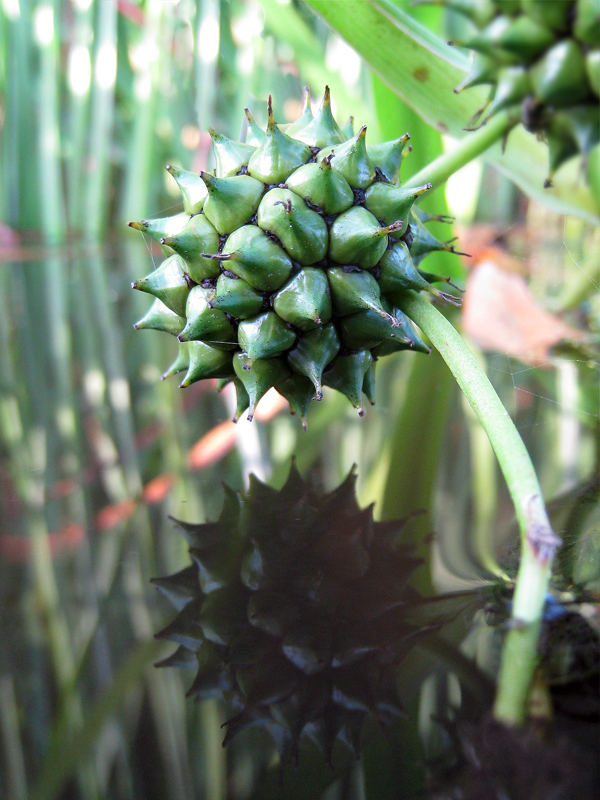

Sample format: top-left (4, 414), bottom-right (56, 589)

top-left (322, 351), bottom-right (373, 416)
top-left (317, 125), bottom-right (376, 189)
top-left (496, 15), bottom-right (557, 63)
top-left (179, 342), bottom-right (234, 387)
top-left (368, 132), bottom-right (410, 184)
top-left (185, 642), bottom-right (233, 699)
top-left (449, 16), bottom-right (514, 59)
top-left (247, 96), bottom-right (312, 184)
top-left (210, 129), bottom-right (256, 177)
top-left (233, 353), bottom-right (290, 421)
top-left (201, 172), bottom-right (264, 235)
top-left (530, 40), bottom-right (590, 107)
top-left (453, 54), bottom-right (497, 94)
top-left (273, 268), bottom-right (332, 331)
top-left (338, 309), bottom-right (412, 351)
top-left (128, 212), bottom-right (192, 246)
top-left (286, 157), bottom-right (354, 215)
top-left (133, 297), bottom-right (186, 336)
top-left (214, 225), bottom-right (293, 292)
top-left (161, 213), bottom-right (221, 283)
top-left (327, 266), bottom-right (397, 322)
top-left (165, 165), bottom-right (208, 214)
top-left (237, 311), bottom-right (296, 361)
top-left (286, 323), bottom-right (341, 400)
top-left (154, 600), bottom-right (204, 650)
top-left (178, 286), bottom-right (237, 348)
top-left (363, 361), bottom-right (376, 406)
top-left (217, 377), bottom-right (250, 422)
top-left (275, 373), bottom-right (316, 431)
top-left (210, 273), bottom-right (265, 319)
top-left (364, 182), bottom-right (431, 235)
top-left (131, 254), bottom-right (190, 317)
top-left (284, 86), bottom-right (314, 136)
top-left (371, 308), bottom-right (430, 355)
top-left (151, 566), bottom-right (200, 611)
top-left (329, 206), bottom-right (402, 269)
top-left (342, 116), bottom-right (354, 139)
top-left (378, 242), bottom-right (462, 306)
top-left (244, 108), bottom-right (266, 147)
top-left (257, 188), bottom-right (328, 265)
top-left (407, 212), bottom-right (466, 265)
top-left (481, 67), bottom-right (532, 123)
top-left (199, 584), bottom-right (248, 646)
top-left (292, 85), bottom-right (346, 148)
top-left (162, 342), bottom-right (190, 380)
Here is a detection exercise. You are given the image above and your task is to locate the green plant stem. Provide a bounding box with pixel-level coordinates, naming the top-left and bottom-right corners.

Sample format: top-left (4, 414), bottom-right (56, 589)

top-left (404, 111), bottom-right (516, 191)
top-left (399, 293), bottom-right (560, 725)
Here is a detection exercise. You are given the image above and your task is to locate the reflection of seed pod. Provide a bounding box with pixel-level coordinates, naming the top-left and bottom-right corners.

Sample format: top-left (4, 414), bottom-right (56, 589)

top-left (132, 88), bottom-right (463, 426)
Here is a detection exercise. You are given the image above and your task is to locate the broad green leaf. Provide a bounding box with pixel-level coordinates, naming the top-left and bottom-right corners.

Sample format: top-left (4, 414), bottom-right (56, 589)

top-left (303, 0), bottom-right (600, 223)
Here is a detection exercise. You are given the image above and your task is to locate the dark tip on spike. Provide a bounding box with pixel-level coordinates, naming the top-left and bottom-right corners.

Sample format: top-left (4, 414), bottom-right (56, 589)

top-left (544, 177), bottom-right (553, 189)
top-left (267, 95), bottom-right (275, 128)
top-left (358, 407), bottom-right (365, 417)
top-left (315, 390), bottom-right (323, 401)
top-left (323, 85), bottom-right (331, 104)
top-left (160, 237), bottom-right (166, 245)
top-left (301, 419), bottom-right (308, 432)
top-left (247, 412), bottom-right (254, 421)
top-left (358, 125), bottom-right (367, 139)
top-left (131, 281), bottom-right (138, 289)
top-left (133, 323), bottom-right (140, 330)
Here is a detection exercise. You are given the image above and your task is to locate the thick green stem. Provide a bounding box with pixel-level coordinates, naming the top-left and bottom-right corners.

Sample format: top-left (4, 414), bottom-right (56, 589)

top-left (399, 293), bottom-right (560, 725)
top-left (404, 111), bottom-right (516, 191)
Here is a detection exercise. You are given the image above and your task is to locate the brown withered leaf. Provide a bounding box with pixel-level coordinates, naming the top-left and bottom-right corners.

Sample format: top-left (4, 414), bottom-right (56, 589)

top-left (462, 261), bottom-right (585, 366)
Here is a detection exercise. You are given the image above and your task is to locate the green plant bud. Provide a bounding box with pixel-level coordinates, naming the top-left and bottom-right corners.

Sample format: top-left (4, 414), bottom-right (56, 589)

top-left (166, 165), bottom-right (208, 214)
top-left (497, 15), bottom-right (557, 62)
top-left (285, 157), bottom-right (354, 215)
top-left (317, 126), bottom-right (376, 189)
top-left (574, 0), bottom-right (600, 45)
top-left (530, 40), bottom-right (590, 107)
top-left (362, 361), bottom-right (376, 406)
top-left (151, 565), bottom-right (200, 610)
top-left (247, 96), bottom-right (312, 184)
top-left (233, 353), bottom-right (291, 421)
top-left (133, 297), bottom-right (186, 336)
top-left (322, 351), bottom-right (373, 416)
top-left (213, 225), bottom-right (293, 292)
top-left (338, 309), bottom-right (412, 351)
top-left (154, 600), bottom-right (205, 650)
top-left (210, 129), bottom-right (256, 177)
top-left (328, 206), bottom-right (402, 269)
top-left (180, 342), bottom-right (234, 387)
top-left (367, 132), bottom-right (410, 184)
top-left (586, 50), bottom-right (600, 97)
top-left (237, 311), bottom-right (297, 361)
top-left (407, 213), bottom-right (464, 265)
top-left (364, 182), bottom-right (431, 235)
top-left (482, 66), bottom-right (532, 121)
top-left (378, 242), bottom-right (462, 306)
top-left (128, 212), bottom-right (191, 246)
top-left (257, 188), bottom-right (328, 265)
top-left (160, 213), bottom-right (221, 283)
top-left (521, 0), bottom-right (572, 33)
top-left (185, 642), bottom-right (233, 700)
top-left (201, 172), bottom-right (264, 235)
top-left (327, 266), bottom-right (397, 323)
top-left (244, 108), bottom-right (266, 147)
top-left (210, 273), bottom-right (265, 319)
top-left (273, 268), bottom-right (332, 331)
top-left (274, 373), bottom-right (316, 430)
top-left (413, 0), bottom-right (497, 26)
top-left (450, 17), bottom-right (515, 59)
top-left (178, 286), bottom-right (237, 348)
top-left (285, 86), bottom-right (314, 136)
top-left (286, 323), bottom-right (341, 400)
top-left (342, 116), bottom-right (354, 138)
top-left (131, 254), bottom-right (190, 317)
top-left (162, 342), bottom-right (190, 380)
top-left (292, 85), bottom-right (346, 148)
top-left (217, 377), bottom-right (250, 422)
top-left (200, 585), bottom-right (249, 646)
top-left (372, 307), bottom-right (430, 355)
top-left (236, 656), bottom-right (299, 706)
top-left (453, 54), bottom-right (498, 94)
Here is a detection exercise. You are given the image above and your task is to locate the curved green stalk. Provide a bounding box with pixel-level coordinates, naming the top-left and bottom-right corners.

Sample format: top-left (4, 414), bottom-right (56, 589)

top-left (404, 111), bottom-right (517, 191)
top-left (399, 293), bottom-right (561, 725)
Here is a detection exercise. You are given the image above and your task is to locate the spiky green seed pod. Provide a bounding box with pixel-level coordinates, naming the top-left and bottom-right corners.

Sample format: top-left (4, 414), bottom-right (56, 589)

top-left (153, 465), bottom-right (429, 762)
top-left (131, 89), bottom-right (464, 426)
top-left (441, 0), bottom-right (600, 185)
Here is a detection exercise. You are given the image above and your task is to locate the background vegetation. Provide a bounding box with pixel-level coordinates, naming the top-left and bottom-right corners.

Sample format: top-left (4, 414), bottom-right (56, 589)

top-left (0, 0), bottom-right (598, 798)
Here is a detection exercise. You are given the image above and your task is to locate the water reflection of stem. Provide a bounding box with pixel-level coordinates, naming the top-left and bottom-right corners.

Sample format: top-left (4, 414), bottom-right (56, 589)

top-left (399, 292), bottom-right (560, 726)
